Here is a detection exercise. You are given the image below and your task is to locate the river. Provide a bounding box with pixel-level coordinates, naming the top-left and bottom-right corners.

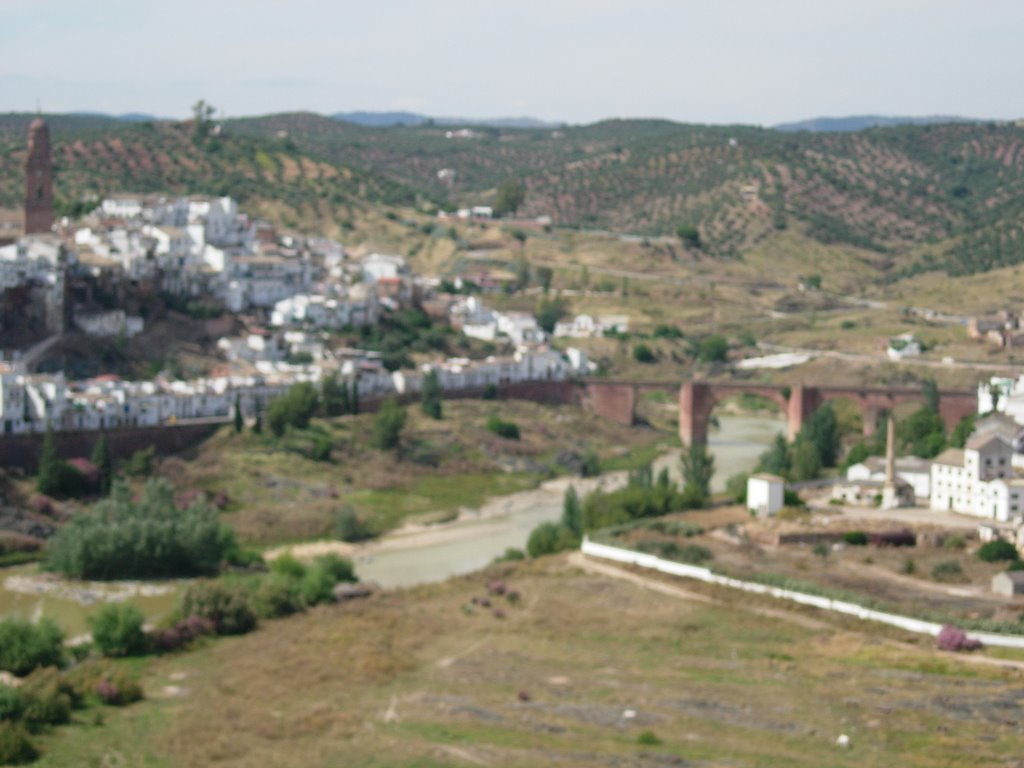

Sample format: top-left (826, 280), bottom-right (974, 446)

top-left (0, 413), bottom-right (785, 625)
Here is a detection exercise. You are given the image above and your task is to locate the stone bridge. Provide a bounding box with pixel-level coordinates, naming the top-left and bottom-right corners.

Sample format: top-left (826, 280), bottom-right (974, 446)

top-left (575, 379), bottom-right (978, 446)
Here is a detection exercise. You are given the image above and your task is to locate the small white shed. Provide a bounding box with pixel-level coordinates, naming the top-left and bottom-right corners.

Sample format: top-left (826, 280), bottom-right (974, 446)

top-left (991, 571), bottom-right (1024, 597)
top-left (747, 473), bottom-right (785, 518)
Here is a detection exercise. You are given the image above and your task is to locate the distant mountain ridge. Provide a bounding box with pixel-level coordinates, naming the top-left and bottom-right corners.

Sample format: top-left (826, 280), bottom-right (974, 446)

top-left (772, 114), bottom-right (985, 133)
top-left (331, 111), bottom-right (561, 129)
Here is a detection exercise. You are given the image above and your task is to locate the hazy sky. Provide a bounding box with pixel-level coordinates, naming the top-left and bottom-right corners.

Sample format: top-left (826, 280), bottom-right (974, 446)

top-left (3, 0), bottom-right (1022, 125)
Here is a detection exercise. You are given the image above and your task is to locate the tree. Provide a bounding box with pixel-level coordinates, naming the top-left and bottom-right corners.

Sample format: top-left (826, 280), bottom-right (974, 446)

top-left (320, 374), bottom-right (347, 417)
top-left (633, 343), bottom-right (656, 363)
top-left (421, 370), bottom-right (442, 420)
top-left (676, 224), bottom-right (701, 249)
top-left (697, 335), bottom-right (729, 363)
top-left (801, 404), bottom-right (840, 468)
top-left (372, 399), bottom-right (406, 451)
top-left (950, 414), bottom-right (976, 449)
top-left (191, 99), bottom-right (216, 140)
top-left (536, 266), bottom-right (553, 293)
top-left (561, 486), bottom-right (582, 538)
top-left (494, 179), bottom-right (526, 216)
top-left (89, 603), bottom-right (147, 657)
top-left (536, 297), bottom-right (567, 333)
top-left (789, 440), bottom-right (821, 481)
top-left (897, 407), bottom-right (946, 458)
top-left (37, 427), bottom-right (85, 499)
top-left (526, 522), bottom-right (577, 558)
top-left (988, 382), bottom-right (1002, 413)
top-left (233, 396), bottom-right (243, 434)
top-left (922, 378), bottom-right (940, 413)
top-left (266, 382), bottom-right (319, 437)
top-left (758, 434), bottom-right (791, 477)
top-left (680, 444), bottom-right (714, 505)
top-left (90, 434), bottom-right (113, 494)
top-left (514, 254), bottom-right (530, 289)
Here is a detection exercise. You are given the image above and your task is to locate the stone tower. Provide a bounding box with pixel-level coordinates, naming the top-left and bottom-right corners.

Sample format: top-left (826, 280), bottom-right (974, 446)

top-left (24, 117), bottom-right (54, 235)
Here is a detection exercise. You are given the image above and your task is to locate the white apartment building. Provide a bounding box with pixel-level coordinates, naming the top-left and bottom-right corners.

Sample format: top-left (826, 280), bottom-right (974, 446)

top-left (930, 433), bottom-right (1024, 521)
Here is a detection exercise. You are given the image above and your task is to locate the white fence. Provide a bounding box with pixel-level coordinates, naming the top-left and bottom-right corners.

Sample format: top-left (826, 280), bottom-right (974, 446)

top-left (580, 538), bottom-right (1024, 650)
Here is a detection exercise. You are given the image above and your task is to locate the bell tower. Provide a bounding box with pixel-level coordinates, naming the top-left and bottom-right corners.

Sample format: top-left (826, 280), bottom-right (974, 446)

top-left (24, 117), bottom-right (54, 235)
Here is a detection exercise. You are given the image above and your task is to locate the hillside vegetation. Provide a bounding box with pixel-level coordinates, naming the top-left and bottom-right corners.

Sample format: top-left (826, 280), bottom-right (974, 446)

top-left (6, 112), bottom-right (1024, 278)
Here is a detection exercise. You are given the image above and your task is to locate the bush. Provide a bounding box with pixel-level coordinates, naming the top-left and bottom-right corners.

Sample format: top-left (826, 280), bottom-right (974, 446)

top-left (314, 553), bottom-right (356, 584)
top-left (372, 399), bottom-right (407, 450)
top-left (482, 383), bottom-right (498, 400)
top-left (0, 722), bottom-right (38, 764)
top-left (936, 624), bottom-right (982, 652)
top-left (179, 580), bottom-right (258, 636)
top-left (673, 545), bottom-right (713, 565)
top-left (254, 574), bottom-right (305, 618)
top-left (725, 473), bottom-right (748, 504)
top-left (486, 414), bottom-right (520, 440)
top-left (299, 566), bottom-right (337, 606)
top-left (493, 548), bottom-right (525, 563)
top-left (20, 667), bottom-right (72, 727)
top-left (266, 382), bottom-right (320, 437)
top-left (977, 540), bottom-right (1019, 563)
top-left (526, 522), bottom-right (578, 558)
top-left (46, 479), bottom-right (233, 580)
top-left (269, 553), bottom-right (307, 580)
top-left (633, 344), bottom-right (656, 364)
top-left (89, 603), bottom-right (147, 658)
top-left (0, 619), bottom-right (65, 676)
top-left (334, 506), bottom-right (373, 542)
top-left (150, 615), bottom-right (215, 653)
top-left (0, 686), bottom-right (25, 721)
top-left (932, 560), bottom-right (966, 583)
top-left (901, 558), bottom-right (917, 575)
top-left (843, 531), bottom-right (868, 546)
top-left (637, 729), bottom-right (663, 746)
top-left (64, 661), bottom-right (144, 707)
top-left (943, 534), bottom-right (966, 551)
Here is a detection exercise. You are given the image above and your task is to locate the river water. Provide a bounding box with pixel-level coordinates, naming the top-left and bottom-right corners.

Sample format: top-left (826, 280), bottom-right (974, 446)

top-left (0, 414), bottom-right (785, 625)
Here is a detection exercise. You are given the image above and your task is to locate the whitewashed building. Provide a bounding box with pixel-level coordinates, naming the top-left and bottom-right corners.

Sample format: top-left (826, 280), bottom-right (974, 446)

top-left (747, 474), bottom-right (785, 517)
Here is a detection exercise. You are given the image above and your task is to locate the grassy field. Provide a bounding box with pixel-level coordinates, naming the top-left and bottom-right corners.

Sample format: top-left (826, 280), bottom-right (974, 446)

top-left (29, 555), bottom-right (1024, 767)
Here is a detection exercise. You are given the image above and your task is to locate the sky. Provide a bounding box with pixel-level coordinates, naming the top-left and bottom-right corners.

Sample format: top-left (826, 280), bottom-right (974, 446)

top-left (2, 0), bottom-right (1023, 126)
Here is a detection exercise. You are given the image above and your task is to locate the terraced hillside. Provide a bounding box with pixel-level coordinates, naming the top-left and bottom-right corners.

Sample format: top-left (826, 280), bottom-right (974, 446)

top-left (6, 112), bottom-right (1024, 278)
top-left (229, 114), bottom-right (1024, 274)
top-left (0, 113), bottom-right (419, 234)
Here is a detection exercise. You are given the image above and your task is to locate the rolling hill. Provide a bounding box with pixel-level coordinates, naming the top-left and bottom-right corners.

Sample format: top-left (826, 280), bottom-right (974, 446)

top-left (6, 111), bottom-right (1024, 279)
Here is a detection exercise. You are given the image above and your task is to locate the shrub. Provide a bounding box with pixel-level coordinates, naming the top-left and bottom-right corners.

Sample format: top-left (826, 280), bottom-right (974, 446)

top-left (266, 382), bottom-right (320, 437)
top-left (46, 479), bottom-right (233, 580)
top-left (932, 560), bottom-right (965, 583)
top-left (843, 531), bottom-right (868, 546)
top-left (633, 344), bottom-right (656, 364)
top-left (150, 615), bottom-right (215, 653)
top-left (20, 667), bottom-right (72, 727)
top-left (0, 686), bottom-right (25, 721)
top-left (299, 565), bottom-right (337, 606)
top-left (493, 548), bottom-right (525, 563)
top-left (89, 603), bottom-right (147, 658)
top-left (812, 543), bottom-right (830, 558)
top-left (486, 414), bottom-right (520, 440)
top-left (725, 473), bottom-right (749, 504)
top-left (254, 574), bottom-right (305, 618)
top-left (977, 540), bottom-right (1019, 563)
top-left (372, 399), bottom-right (407, 450)
top-left (901, 558), bottom-right (917, 575)
top-left (64, 661), bottom-right (144, 706)
top-left (637, 729), bottom-right (662, 746)
top-left (179, 580), bottom-right (258, 635)
top-left (270, 553), bottom-right (307, 580)
top-left (673, 545), bottom-right (713, 565)
top-left (334, 506), bottom-right (373, 542)
top-left (936, 624), bottom-right (982, 652)
top-left (0, 619), bottom-right (65, 676)
top-left (526, 522), bottom-right (578, 558)
top-left (482, 383), bottom-right (498, 400)
top-left (314, 553), bottom-right (356, 584)
top-left (943, 534), bottom-right (966, 551)
top-left (0, 722), bottom-right (38, 764)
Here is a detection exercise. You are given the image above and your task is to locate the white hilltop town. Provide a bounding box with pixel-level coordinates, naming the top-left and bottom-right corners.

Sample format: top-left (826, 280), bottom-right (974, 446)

top-left (0, 188), bottom-right (594, 436)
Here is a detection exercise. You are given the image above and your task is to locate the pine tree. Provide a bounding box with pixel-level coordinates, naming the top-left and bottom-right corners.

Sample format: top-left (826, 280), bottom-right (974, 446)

top-left (90, 434), bottom-right (113, 494)
top-left (421, 370), bottom-right (442, 419)
top-left (561, 486), bottom-right (582, 539)
top-left (233, 396), bottom-right (243, 434)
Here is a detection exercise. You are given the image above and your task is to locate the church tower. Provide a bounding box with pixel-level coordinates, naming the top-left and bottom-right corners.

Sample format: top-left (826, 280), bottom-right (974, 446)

top-left (24, 117), bottom-right (54, 235)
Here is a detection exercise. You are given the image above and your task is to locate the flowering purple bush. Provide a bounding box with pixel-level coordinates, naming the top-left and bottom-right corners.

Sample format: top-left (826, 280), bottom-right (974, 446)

top-left (487, 580), bottom-right (507, 596)
top-left (151, 614), bottom-right (215, 653)
top-left (94, 680), bottom-right (120, 705)
top-left (936, 624), bottom-right (982, 652)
